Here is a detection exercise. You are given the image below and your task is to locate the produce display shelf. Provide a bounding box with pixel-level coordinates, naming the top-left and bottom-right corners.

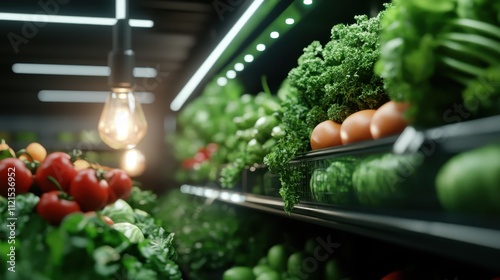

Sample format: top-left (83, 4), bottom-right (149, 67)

top-left (179, 184), bottom-right (500, 272)
top-left (290, 114), bottom-right (500, 160)
top-left (292, 135), bottom-right (399, 161)
top-left (393, 114), bottom-right (500, 155)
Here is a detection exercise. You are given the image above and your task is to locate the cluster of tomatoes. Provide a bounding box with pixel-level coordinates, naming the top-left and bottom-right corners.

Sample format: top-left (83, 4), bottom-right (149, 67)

top-left (0, 141), bottom-right (132, 225)
top-left (310, 101), bottom-right (409, 150)
top-left (181, 143), bottom-right (218, 170)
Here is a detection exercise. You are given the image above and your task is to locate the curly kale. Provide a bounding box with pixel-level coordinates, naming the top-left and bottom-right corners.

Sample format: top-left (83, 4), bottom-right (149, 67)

top-left (265, 12), bottom-right (387, 212)
top-left (288, 14), bottom-right (388, 124)
top-left (265, 98), bottom-right (310, 212)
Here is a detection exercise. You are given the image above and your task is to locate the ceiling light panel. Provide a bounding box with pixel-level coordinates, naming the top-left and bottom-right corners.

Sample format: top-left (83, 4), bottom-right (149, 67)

top-left (0, 12), bottom-right (153, 28)
top-left (38, 90), bottom-right (155, 104)
top-left (12, 63), bottom-right (157, 78)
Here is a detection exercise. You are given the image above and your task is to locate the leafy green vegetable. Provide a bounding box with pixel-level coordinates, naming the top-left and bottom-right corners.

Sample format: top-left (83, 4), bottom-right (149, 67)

top-left (174, 74), bottom-right (283, 188)
top-left (219, 90), bottom-right (282, 188)
top-left (126, 185), bottom-right (159, 216)
top-left (112, 222), bottom-right (145, 243)
top-left (376, 0), bottom-right (500, 127)
top-left (169, 79), bottom-right (245, 184)
top-left (288, 14), bottom-right (388, 124)
top-left (0, 192), bottom-right (181, 280)
top-left (0, 193), bottom-right (39, 238)
top-left (462, 64), bottom-right (500, 117)
top-left (219, 155), bottom-right (247, 188)
top-left (101, 199), bottom-right (135, 224)
top-left (157, 189), bottom-right (280, 280)
top-left (266, 12), bottom-right (387, 212)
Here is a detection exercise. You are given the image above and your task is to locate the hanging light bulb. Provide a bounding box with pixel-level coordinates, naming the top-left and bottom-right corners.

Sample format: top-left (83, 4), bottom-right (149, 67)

top-left (98, 90), bottom-right (147, 149)
top-left (98, 0), bottom-right (147, 149)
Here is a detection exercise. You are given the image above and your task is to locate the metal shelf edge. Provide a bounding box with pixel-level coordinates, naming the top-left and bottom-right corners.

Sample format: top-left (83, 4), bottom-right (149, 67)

top-left (179, 184), bottom-right (500, 257)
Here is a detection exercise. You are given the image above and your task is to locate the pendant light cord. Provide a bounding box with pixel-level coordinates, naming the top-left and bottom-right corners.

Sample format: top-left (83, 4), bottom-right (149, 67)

top-left (108, 0), bottom-right (135, 91)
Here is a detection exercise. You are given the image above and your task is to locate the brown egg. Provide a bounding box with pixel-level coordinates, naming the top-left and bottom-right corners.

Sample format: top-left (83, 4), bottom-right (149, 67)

top-left (310, 120), bottom-right (342, 150)
top-left (340, 109), bottom-right (377, 145)
top-left (370, 101), bottom-right (409, 139)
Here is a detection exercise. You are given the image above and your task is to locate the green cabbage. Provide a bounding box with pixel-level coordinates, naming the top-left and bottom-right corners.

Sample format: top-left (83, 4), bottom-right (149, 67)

top-left (112, 222), bottom-right (145, 243)
top-left (101, 199), bottom-right (135, 224)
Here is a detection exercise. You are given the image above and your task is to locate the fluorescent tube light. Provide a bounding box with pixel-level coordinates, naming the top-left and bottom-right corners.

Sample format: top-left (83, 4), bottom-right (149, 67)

top-left (38, 90), bottom-right (155, 104)
top-left (0, 12), bottom-right (153, 28)
top-left (129, 19), bottom-right (154, 28)
top-left (170, 0), bottom-right (265, 111)
top-left (12, 63), bottom-right (157, 78)
top-left (116, 0), bottom-right (127, 19)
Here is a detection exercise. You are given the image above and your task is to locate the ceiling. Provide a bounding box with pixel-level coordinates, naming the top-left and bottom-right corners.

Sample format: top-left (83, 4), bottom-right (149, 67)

top-left (0, 0), bottom-right (390, 117)
top-left (0, 0), bottom-right (387, 189)
top-left (0, 0), bottom-right (247, 116)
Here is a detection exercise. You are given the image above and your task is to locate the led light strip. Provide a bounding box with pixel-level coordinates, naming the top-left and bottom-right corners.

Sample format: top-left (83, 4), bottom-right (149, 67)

top-left (0, 12), bottom-right (153, 28)
top-left (216, 0), bottom-right (313, 85)
top-left (169, 0), bottom-right (265, 111)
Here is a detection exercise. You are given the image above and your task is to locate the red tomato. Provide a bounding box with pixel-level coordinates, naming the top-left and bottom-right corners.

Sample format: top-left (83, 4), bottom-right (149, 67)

top-left (340, 109), bottom-right (376, 145)
top-left (194, 151), bottom-right (209, 162)
top-left (182, 158), bottom-right (197, 169)
top-left (0, 158), bottom-right (33, 197)
top-left (35, 152), bottom-right (77, 193)
top-left (37, 190), bottom-right (82, 225)
top-left (69, 169), bottom-right (109, 211)
top-left (370, 101), bottom-right (409, 139)
top-left (84, 211), bottom-right (114, 225)
top-left (105, 169), bottom-right (133, 204)
top-left (310, 120), bottom-right (343, 150)
top-left (199, 143), bottom-right (218, 158)
top-left (206, 143), bottom-right (218, 154)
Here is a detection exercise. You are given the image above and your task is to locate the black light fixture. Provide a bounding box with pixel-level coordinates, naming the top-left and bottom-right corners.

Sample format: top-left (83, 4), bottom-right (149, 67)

top-left (98, 0), bottom-right (147, 150)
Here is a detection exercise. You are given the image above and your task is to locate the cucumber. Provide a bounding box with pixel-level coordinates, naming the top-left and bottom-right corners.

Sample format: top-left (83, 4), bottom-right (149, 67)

top-left (253, 115), bottom-right (280, 142)
top-left (310, 157), bottom-right (357, 205)
top-left (223, 267), bottom-right (255, 280)
top-left (436, 143), bottom-right (500, 215)
top-left (352, 153), bottom-right (431, 208)
top-left (253, 265), bottom-right (274, 277)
